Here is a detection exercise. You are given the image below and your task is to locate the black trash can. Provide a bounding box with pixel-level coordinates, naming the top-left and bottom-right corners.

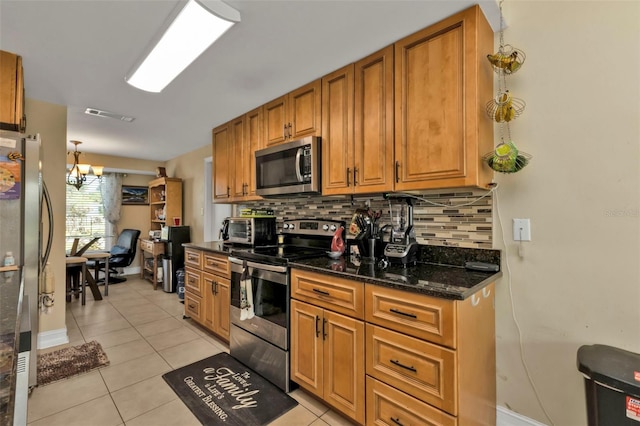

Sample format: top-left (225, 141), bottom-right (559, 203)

top-left (577, 344), bottom-right (640, 425)
top-left (176, 268), bottom-right (185, 302)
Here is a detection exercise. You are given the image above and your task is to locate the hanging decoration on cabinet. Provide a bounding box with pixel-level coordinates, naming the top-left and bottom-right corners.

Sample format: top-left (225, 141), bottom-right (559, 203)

top-left (483, 1), bottom-right (531, 174)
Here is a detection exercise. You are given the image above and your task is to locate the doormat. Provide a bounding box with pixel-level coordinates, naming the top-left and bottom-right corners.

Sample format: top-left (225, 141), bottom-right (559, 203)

top-left (162, 352), bottom-right (297, 426)
top-left (37, 340), bottom-right (109, 386)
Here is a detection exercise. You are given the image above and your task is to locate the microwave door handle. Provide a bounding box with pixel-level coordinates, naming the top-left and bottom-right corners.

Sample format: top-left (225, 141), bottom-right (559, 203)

top-left (295, 147), bottom-right (304, 182)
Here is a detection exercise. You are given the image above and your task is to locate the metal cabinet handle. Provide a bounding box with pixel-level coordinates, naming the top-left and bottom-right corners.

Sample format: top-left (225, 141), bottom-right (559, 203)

top-left (227, 186), bottom-right (230, 197)
top-left (390, 417), bottom-right (404, 426)
top-left (288, 122), bottom-right (292, 138)
top-left (346, 168), bottom-right (351, 186)
top-left (390, 308), bottom-right (417, 319)
top-left (390, 359), bottom-right (417, 373)
top-left (353, 167), bottom-right (358, 186)
top-left (214, 281), bottom-right (218, 295)
top-left (322, 318), bottom-right (327, 340)
top-left (395, 161), bottom-right (400, 183)
top-left (315, 315), bottom-right (320, 338)
top-left (312, 288), bottom-right (330, 296)
top-left (283, 124), bottom-right (287, 139)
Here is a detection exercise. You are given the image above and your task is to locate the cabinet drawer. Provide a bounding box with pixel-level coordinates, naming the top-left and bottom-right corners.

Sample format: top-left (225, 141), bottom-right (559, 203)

top-left (365, 284), bottom-right (455, 348)
top-left (203, 252), bottom-right (229, 277)
top-left (140, 239), bottom-right (154, 252)
top-left (291, 269), bottom-right (364, 319)
top-left (366, 376), bottom-right (457, 426)
top-left (366, 324), bottom-right (457, 415)
top-left (184, 267), bottom-right (203, 297)
top-left (184, 248), bottom-right (203, 269)
top-left (184, 293), bottom-right (202, 324)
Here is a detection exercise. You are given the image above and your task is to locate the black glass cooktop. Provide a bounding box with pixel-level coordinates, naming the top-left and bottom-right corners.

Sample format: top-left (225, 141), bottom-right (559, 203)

top-left (230, 245), bottom-right (327, 266)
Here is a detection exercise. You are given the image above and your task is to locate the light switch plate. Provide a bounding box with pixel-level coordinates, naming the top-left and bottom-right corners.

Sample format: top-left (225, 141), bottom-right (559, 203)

top-left (513, 218), bottom-right (531, 241)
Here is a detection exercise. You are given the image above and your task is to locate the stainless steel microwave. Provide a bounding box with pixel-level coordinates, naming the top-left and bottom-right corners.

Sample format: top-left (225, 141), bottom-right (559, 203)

top-left (255, 136), bottom-right (321, 197)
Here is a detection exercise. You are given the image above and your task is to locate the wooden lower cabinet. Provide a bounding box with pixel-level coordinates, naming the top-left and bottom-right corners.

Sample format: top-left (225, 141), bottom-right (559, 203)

top-left (290, 299), bottom-right (365, 425)
top-left (291, 271), bottom-right (496, 425)
top-left (366, 376), bottom-right (457, 426)
top-left (184, 248), bottom-right (230, 342)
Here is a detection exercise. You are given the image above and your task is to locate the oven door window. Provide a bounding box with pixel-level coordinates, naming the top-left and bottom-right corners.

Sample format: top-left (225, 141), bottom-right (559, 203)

top-left (231, 267), bottom-right (288, 328)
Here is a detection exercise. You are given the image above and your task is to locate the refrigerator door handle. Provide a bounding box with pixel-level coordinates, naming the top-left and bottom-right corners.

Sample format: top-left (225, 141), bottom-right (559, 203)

top-left (41, 180), bottom-right (54, 268)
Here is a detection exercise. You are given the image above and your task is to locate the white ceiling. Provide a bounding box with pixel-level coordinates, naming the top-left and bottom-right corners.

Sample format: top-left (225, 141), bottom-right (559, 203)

top-left (0, 0), bottom-right (500, 162)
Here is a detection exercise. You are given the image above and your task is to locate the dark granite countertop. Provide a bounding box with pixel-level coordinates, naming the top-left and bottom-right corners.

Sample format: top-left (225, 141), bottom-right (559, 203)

top-left (290, 246), bottom-right (501, 300)
top-left (182, 241), bottom-right (233, 255)
top-left (0, 268), bottom-right (23, 426)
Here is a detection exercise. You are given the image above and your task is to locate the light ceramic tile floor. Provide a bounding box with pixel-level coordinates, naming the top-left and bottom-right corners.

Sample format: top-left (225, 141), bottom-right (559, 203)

top-left (27, 276), bottom-right (354, 426)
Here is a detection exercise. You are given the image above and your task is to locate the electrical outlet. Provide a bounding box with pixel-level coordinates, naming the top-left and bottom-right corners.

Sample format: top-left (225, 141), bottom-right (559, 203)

top-left (513, 218), bottom-right (531, 241)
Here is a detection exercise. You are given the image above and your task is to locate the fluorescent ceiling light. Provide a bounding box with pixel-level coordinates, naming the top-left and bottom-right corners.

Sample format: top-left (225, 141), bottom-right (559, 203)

top-left (125, 0), bottom-right (240, 93)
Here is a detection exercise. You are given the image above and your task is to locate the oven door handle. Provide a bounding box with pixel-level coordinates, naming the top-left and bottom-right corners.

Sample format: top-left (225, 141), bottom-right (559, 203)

top-left (229, 257), bottom-right (288, 274)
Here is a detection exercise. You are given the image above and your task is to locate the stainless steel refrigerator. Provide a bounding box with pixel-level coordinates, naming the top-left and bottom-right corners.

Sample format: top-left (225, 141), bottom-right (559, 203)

top-left (0, 131), bottom-right (53, 389)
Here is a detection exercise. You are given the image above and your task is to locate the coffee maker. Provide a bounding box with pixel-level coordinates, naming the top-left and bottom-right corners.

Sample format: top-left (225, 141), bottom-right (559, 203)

top-left (383, 198), bottom-right (418, 267)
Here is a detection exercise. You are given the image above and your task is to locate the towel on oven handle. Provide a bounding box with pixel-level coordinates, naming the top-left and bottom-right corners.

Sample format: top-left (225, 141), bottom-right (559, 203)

top-left (239, 260), bottom-right (255, 320)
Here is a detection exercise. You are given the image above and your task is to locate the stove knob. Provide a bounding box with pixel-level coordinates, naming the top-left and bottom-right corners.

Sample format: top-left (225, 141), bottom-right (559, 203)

top-left (283, 223), bottom-right (290, 230)
top-left (329, 225), bottom-right (337, 232)
top-left (288, 223), bottom-right (295, 230)
top-left (322, 224), bottom-right (329, 231)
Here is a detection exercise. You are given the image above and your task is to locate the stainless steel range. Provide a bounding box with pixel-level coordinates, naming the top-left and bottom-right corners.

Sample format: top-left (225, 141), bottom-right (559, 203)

top-left (228, 219), bottom-right (344, 392)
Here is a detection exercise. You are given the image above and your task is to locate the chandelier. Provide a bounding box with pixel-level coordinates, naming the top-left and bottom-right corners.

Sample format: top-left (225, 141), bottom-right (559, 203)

top-left (66, 140), bottom-right (104, 190)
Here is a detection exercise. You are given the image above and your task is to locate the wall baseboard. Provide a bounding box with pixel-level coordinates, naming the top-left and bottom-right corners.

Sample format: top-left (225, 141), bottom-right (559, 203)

top-left (37, 327), bottom-right (68, 349)
top-left (497, 406), bottom-right (547, 426)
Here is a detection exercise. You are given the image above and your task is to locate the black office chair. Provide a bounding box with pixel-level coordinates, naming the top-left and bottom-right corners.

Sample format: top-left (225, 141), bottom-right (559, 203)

top-left (89, 229), bottom-right (141, 284)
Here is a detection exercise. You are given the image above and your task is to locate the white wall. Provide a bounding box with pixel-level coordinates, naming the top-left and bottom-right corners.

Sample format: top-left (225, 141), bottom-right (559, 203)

top-left (493, 2), bottom-right (640, 425)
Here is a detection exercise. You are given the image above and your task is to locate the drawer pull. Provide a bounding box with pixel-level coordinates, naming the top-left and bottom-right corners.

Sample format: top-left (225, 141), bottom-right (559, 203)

top-left (188, 303), bottom-right (196, 310)
top-left (390, 359), bottom-right (417, 373)
top-left (312, 288), bottom-right (331, 296)
top-left (390, 417), bottom-right (404, 426)
top-left (390, 308), bottom-right (417, 319)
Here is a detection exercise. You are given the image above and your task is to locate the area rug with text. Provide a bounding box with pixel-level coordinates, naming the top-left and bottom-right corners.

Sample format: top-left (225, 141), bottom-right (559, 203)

top-left (162, 352), bottom-right (297, 426)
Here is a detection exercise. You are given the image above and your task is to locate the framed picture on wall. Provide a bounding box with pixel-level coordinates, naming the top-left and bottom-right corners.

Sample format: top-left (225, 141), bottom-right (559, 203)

top-left (122, 185), bottom-right (149, 205)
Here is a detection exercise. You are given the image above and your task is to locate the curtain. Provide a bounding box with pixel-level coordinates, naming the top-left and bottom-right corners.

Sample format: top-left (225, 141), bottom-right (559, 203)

top-left (101, 173), bottom-right (123, 238)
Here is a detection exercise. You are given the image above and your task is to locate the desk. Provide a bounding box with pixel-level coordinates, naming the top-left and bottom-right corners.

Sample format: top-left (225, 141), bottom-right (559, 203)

top-left (84, 251), bottom-right (110, 296)
top-left (140, 239), bottom-right (164, 290)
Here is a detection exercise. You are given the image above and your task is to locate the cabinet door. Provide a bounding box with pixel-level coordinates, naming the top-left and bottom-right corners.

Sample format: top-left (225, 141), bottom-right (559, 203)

top-left (290, 299), bottom-right (323, 398)
top-left (394, 7), bottom-right (492, 190)
top-left (244, 106), bottom-right (263, 200)
top-left (323, 310), bottom-right (365, 424)
top-left (213, 276), bottom-right (231, 341)
top-left (289, 79), bottom-right (321, 140)
top-left (231, 116), bottom-right (246, 199)
top-left (354, 46), bottom-right (394, 193)
top-left (321, 65), bottom-right (354, 195)
top-left (263, 95), bottom-right (287, 146)
top-left (202, 272), bottom-right (216, 330)
top-left (0, 50), bottom-right (23, 131)
top-left (212, 123), bottom-right (232, 200)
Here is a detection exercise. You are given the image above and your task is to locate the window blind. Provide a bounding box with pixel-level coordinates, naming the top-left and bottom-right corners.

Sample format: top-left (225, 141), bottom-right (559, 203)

top-left (65, 178), bottom-right (107, 251)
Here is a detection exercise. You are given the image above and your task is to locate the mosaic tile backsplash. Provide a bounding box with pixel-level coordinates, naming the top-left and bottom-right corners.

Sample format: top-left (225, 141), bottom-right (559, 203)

top-left (239, 189), bottom-right (493, 249)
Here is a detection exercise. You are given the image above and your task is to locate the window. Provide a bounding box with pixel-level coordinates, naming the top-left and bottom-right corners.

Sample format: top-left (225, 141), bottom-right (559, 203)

top-left (65, 179), bottom-right (108, 251)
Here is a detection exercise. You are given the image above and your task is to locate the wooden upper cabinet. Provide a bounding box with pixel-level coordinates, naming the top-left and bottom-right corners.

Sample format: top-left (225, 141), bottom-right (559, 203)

top-left (264, 79), bottom-right (321, 146)
top-left (0, 50), bottom-right (25, 132)
top-left (322, 47), bottom-right (394, 196)
top-left (231, 116), bottom-right (245, 198)
top-left (243, 106), bottom-right (263, 200)
top-left (354, 46), bottom-right (395, 193)
top-left (394, 5), bottom-right (493, 190)
top-left (322, 64), bottom-right (354, 195)
top-left (212, 123), bottom-right (232, 200)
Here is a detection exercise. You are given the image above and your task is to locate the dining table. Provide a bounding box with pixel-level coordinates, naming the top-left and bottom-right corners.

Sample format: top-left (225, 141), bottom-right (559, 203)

top-left (66, 236), bottom-right (104, 301)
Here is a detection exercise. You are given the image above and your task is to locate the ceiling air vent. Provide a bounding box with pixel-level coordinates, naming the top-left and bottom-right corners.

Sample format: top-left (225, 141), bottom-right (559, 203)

top-left (85, 108), bottom-right (135, 122)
